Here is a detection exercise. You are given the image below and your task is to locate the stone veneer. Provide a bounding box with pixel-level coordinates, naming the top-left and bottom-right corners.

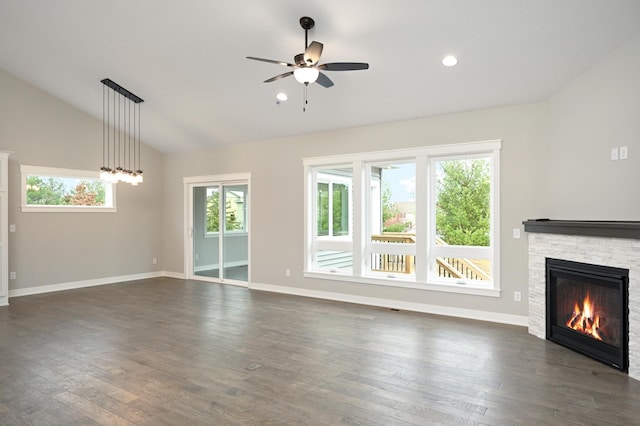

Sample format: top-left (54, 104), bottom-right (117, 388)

top-left (527, 233), bottom-right (640, 381)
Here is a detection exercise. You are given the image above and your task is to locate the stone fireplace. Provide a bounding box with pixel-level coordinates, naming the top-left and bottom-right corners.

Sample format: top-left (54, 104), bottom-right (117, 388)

top-left (524, 220), bottom-right (640, 381)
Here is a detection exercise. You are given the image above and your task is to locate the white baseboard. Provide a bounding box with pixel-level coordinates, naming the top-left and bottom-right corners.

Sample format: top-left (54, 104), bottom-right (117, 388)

top-left (8, 271), bottom-right (167, 298)
top-left (163, 271), bottom-right (186, 279)
top-left (7, 273), bottom-right (528, 327)
top-left (249, 282), bottom-right (528, 327)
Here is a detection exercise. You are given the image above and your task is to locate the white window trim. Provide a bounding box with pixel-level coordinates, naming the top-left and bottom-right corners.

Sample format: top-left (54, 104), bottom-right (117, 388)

top-left (303, 140), bottom-right (501, 298)
top-left (20, 165), bottom-right (116, 213)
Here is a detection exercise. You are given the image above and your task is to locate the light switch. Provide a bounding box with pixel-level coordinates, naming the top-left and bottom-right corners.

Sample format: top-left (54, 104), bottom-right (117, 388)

top-left (513, 228), bottom-right (521, 239)
top-left (611, 147), bottom-right (619, 160)
top-left (9, 224), bottom-right (15, 232)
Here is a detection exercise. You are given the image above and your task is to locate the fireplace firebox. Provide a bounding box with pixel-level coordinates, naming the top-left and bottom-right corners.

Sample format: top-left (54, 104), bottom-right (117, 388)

top-left (546, 258), bottom-right (629, 372)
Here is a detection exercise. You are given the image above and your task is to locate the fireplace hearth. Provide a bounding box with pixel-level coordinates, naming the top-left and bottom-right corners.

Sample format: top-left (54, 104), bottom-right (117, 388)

top-left (546, 258), bottom-right (629, 371)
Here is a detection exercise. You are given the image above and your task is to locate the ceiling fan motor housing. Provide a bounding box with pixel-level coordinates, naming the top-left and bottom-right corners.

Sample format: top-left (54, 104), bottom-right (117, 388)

top-left (300, 16), bottom-right (315, 30)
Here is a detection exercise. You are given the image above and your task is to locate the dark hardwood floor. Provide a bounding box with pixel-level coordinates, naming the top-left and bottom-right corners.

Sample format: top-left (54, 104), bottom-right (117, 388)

top-left (1, 277), bottom-right (639, 425)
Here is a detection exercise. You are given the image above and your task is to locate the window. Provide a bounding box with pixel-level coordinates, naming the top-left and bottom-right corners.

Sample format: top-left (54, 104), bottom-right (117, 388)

top-left (430, 155), bottom-right (493, 285)
top-left (304, 140), bottom-right (501, 297)
top-left (21, 165), bottom-right (116, 212)
top-left (311, 167), bottom-right (353, 273)
top-left (205, 184), bottom-right (247, 235)
top-left (366, 161), bottom-right (416, 278)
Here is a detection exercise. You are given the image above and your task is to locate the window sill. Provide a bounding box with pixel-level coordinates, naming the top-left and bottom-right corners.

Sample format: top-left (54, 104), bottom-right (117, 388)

top-left (303, 271), bottom-right (500, 298)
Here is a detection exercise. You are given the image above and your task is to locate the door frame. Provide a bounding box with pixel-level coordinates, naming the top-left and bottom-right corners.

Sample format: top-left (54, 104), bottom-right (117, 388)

top-left (183, 172), bottom-right (251, 287)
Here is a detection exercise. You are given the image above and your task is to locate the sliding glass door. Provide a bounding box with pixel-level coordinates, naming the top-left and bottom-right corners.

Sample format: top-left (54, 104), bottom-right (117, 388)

top-left (186, 175), bottom-right (249, 285)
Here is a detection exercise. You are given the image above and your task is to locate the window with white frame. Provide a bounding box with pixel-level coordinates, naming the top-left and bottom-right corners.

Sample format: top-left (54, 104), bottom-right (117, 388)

top-left (21, 165), bottom-right (116, 212)
top-left (304, 140), bottom-right (501, 296)
top-left (311, 166), bottom-right (353, 273)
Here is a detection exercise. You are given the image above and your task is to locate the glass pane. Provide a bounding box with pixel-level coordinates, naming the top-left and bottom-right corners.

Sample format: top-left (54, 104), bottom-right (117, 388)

top-left (332, 183), bottom-right (349, 236)
top-left (316, 168), bottom-right (352, 238)
top-left (194, 186), bottom-right (219, 279)
top-left (26, 175), bottom-right (108, 207)
top-left (223, 184), bottom-right (248, 282)
top-left (371, 253), bottom-right (414, 275)
top-left (206, 187), bottom-right (220, 233)
top-left (224, 186), bottom-right (246, 232)
top-left (435, 158), bottom-right (490, 247)
top-left (317, 182), bottom-right (329, 236)
top-left (434, 257), bottom-right (491, 281)
top-left (315, 250), bottom-right (353, 272)
top-left (370, 162), bottom-right (415, 236)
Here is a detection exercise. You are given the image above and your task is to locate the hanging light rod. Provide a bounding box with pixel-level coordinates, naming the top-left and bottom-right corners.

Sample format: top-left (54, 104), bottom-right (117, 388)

top-left (100, 78), bottom-right (144, 185)
top-left (100, 78), bottom-right (144, 104)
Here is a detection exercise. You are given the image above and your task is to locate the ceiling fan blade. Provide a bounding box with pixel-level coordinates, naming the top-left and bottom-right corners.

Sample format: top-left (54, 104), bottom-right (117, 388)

top-left (264, 71), bottom-right (294, 83)
top-left (316, 72), bottom-right (334, 88)
top-left (246, 57), bottom-right (295, 67)
top-left (303, 41), bottom-right (323, 65)
top-left (318, 62), bottom-right (369, 71)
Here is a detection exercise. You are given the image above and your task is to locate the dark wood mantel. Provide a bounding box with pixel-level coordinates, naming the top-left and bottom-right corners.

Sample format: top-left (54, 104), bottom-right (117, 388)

top-left (522, 220), bottom-right (640, 239)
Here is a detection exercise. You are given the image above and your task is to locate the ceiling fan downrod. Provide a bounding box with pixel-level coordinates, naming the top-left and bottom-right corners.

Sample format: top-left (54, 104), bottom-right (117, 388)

top-left (300, 16), bottom-right (315, 50)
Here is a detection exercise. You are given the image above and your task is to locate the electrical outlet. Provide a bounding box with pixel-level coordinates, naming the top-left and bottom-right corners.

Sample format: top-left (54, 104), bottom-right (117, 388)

top-left (611, 147), bottom-right (619, 160)
top-left (9, 224), bottom-right (15, 232)
top-left (10, 272), bottom-right (16, 280)
top-left (513, 228), bottom-right (521, 239)
top-left (152, 257), bottom-right (157, 265)
top-left (514, 291), bottom-right (522, 302)
top-left (620, 146), bottom-right (628, 160)
top-left (285, 269), bottom-right (291, 277)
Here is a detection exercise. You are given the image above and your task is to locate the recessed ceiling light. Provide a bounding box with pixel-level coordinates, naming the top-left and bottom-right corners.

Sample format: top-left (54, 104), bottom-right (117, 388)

top-left (442, 55), bottom-right (458, 67)
top-left (276, 92), bottom-right (288, 102)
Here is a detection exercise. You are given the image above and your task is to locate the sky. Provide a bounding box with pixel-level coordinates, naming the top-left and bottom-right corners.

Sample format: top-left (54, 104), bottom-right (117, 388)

top-left (382, 163), bottom-right (415, 203)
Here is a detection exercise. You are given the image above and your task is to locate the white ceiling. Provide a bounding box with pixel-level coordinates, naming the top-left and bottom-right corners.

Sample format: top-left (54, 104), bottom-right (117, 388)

top-left (1, 1), bottom-right (639, 153)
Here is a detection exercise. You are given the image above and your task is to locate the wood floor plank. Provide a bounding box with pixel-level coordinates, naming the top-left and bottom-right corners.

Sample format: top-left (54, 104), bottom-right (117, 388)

top-left (2, 277), bottom-right (640, 425)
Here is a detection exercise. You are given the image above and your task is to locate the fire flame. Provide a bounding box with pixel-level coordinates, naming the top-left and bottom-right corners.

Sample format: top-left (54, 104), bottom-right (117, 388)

top-left (565, 292), bottom-right (603, 341)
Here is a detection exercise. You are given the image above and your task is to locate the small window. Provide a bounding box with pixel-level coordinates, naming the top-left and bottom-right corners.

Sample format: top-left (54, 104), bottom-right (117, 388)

top-left (21, 165), bottom-right (116, 212)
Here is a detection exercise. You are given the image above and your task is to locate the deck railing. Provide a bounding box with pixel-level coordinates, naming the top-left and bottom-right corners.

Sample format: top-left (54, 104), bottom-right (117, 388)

top-left (370, 234), bottom-right (489, 280)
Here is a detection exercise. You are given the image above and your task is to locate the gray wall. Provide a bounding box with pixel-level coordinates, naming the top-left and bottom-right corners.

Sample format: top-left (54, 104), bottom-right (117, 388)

top-left (163, 102), bottom-right (548, 318)
top-left (0, 69), bottom-right (164, 290)
top-left (545, 31), bottom-right (640, 219)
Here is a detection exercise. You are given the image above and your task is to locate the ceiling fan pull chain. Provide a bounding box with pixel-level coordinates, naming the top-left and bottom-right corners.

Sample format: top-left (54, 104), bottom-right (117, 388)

top-left (303, 82), bottom-right (309, 112)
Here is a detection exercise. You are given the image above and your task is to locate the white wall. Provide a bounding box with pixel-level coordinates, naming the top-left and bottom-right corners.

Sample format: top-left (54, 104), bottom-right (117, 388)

top-left (0, 69), bottom-right (164, 292)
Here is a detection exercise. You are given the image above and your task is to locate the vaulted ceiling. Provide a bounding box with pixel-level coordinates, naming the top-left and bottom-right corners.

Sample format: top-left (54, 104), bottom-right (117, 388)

top-left (1, 1), bottom-right (639, 153)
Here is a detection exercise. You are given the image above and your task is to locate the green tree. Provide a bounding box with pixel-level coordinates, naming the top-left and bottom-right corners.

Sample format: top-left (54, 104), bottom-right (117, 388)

top-left (436, 159), bottom-right (490, 246)
top-left (26, 176), bottom-right (66, 205)
top-left (207, 190), bottom-right (244, 232)
top-left (317, 183), bottom-right (329, 236)
top-left (65, 181), bottom-right (105, 206)
top-left (381, 183), bottom-right (397, 226)
top-left (206, 190), bottom-right (220, 233)
top-left (381, 182), bottom-right (410, 233)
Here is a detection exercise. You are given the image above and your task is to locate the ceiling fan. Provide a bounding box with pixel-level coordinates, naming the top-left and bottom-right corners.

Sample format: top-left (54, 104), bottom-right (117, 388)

top-left (246, 16), bottom-right (369, 91)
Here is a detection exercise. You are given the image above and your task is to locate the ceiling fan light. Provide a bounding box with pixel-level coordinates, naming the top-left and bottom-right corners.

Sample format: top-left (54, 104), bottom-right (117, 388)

top-left (294, 67), bottom-right (319, 84)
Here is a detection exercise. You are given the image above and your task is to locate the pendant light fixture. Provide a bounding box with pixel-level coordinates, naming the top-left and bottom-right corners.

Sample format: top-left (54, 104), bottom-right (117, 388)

top-left (100, 78), bottom-right (144, 185)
